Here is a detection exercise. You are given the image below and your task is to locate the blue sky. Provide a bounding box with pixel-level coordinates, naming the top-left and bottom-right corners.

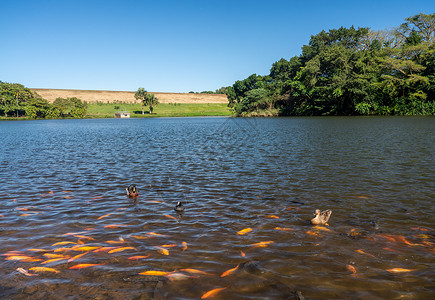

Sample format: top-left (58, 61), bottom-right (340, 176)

top-left (1, 0), bottom-right (434, 92)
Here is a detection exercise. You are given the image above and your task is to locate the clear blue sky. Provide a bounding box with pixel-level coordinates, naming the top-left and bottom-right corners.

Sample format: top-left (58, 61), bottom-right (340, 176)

top-left (1, 0), bottom-right (434, 93)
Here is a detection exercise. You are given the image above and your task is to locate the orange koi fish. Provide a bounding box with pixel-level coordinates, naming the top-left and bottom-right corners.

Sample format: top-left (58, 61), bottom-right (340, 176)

top-left (128, 255), bottom-right (150, 260)
top-left (108, 247), bottom-right (136, 254)
top-left (386, 268), bottom-right (416, 273)
top-left (29, 267), bottom-right (59, 273)
top-left (164, 214), bottom-right (177, 220)
top-left (16, 268), bottom-right (38, 276)
top-left (42, 258), bottom-right (66, 264)
top-left (130, 235), bottom-right (151, 240)
top-left (69, 263), bottom-right (105, 269)
top-left (250, 241), bottom-right (274, 248)
top-left (410, 227), bottom-right (430, 232)
top-left (93, 247), bottom-right (118, 253)
top-left (146, 200), bottom-right (163, 204)
top-left (48, 191), bottom-right (54, 194)
top-left (355, 249), bottom-right (376, 258)
top-left (166, 272), bottom-right (194, 281)
top-left (71, 246), bottom-right (100, 252)
top-left (43, 253), bottom-right (65, 259)
top-left (97, 213), bottom-right (112, 220)
top-left (266, 215), bottom-right (280, 219)
top-left (237, 228), bottom-right (252, 235)
top-left (201, 287), bottom-right (227, 299)
top-left (274, 227), bottom-right (295, 231)
top-left (5, 255), bottom-right (34, 261)
top-left (240, 251), bottom-right (246, 257)
top-left (139, 270), bottom-right (171, 276)
top-left (105, 237), bottom-right (125, 244)
top-left (180, 268), bottom-right (212, 275)
top-left (346, 264), bottom-right (357, 277)
top-left (146, 232), bottom-right (168, 237)
top-left (220, 264), bottom-right (239, 277)
top-left (156, 247), bottom-right (169, 255)
top-left (159, 244), bottom-right (178, 248)
top-left (306, 230), bottom-right (320, 237)
top-left (2, 251), bottom-right (25, 256)
top-left (53, 247), bottom-right (73, 253)
top-left (68, 252), bottom-right (89, 262)
top-left (52, 241), bottom-right (77, 246)
top-left (104, 224), bottom-right (128, 229)
top-left (313, 226), bottom-right (331, 232)
top-left (62, 191), bottom-right (72, 193)
top-left (27, 248), bottom-right (49, 253)
top-left (181, 242), bottom-right (188, 251)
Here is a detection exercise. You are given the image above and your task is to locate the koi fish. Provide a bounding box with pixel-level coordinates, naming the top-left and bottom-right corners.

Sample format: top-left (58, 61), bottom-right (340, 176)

top-left (180, 268), bottom-right (211, 275)
top-left (130, 235), bottom-right (151, 240)
top-left (128, 255), bottom-right (150, 260)
top-left (62, 191), bottom-right (72, 193)
top-left (181, 242), bottom-right (188, 251)
top-left (104, 224), bottom-right (128, 229)
top-left (274, 227), bottom-right (295, 231)
top-left (108, 247), bottom-right (136, 254)
top-left (53, 247), bottom-right (73, 252)
top-left (201, 287), bottom-right (227, 299)
top-left (5, 255), bottom-right (34, 261)
top-left (49, 191), bottom-right (54, 194)
top-left (105, 237), bottom-right (125, 244)
top-left (97, 213), bottom-right (112, 220)
top-left (382, 247), bottom-right (403, 253)
top-left (93, 247), bottom-right (118, 253)
top-left (250, 241), bottom-right (275, 248)
top-left (52, 241), bottom-right (77, 246)
top-left (64, 196), bottom-right (73, 199)
top-left (306, 230), bottom-right (320, 237)
top-left (266, 215), bottom-right (279, 219)
top-left (146, 200), bottom-right (163, 203)
top-left (346, 264), bottom-right (357, 277)
top-left (2, 251), bottom-right (25, 256)
top-left (139, 270), bottom-right (171, 276)
top-left (410, 227), bottom-right (430, 232)
top-left (355, 249), bottom-right (376, 258)
top-left (386, 268), bottom-right (416, 273)
top-left (42, 258), bottom-right (66, 264)
top-left (71, 246), bottom-right (100, 252)
top-left (221, 264), bottom-right (239, 277)
top-left (159, 244), bottom-right (178, 248)
top-left (68, 252), bottom-right (89, 262)
top-left (69, 263), bottom-right (105, 269)
top-left (237, 228), bottom-right (252, 235)
top-left (240, 251), bottom-right (246, 257)
top-left (146, 232), bottom-right (168, 237)
top-left (156, 247), bottom-right (169, 255)
top-left (164, 214), bottom-right (177, 220)
top-left (16, 268), bottom-right (38, 276)
top-left (27, 248), bottom-right (49, 252)
top-left (43, 253), bottom-right (66, 259)
top-left (29, 267), bottom-right (59, 273)
top-left (166, 272), bottom-right (194, 281)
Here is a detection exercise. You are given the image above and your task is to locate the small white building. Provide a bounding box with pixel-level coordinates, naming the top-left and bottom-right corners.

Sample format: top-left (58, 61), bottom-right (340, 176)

top-left (114, 111), bottom-right (130, 118)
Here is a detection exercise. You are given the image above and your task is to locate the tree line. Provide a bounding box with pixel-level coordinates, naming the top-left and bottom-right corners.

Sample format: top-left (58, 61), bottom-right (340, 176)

top-left (0, 81), bottom-right (87, 119)
top-left (226, 13), bottom-right (435, 116)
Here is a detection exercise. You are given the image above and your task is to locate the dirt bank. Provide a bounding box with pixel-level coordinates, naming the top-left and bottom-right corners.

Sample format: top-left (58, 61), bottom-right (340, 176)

top-left (31, 88), bottom-right (228, 104)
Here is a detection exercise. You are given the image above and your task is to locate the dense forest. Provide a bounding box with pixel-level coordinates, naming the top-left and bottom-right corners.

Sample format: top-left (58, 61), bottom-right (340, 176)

top-left (0, 82), bottom-right (86, 119)
top-left (226, 13), bottom-right (435, 116)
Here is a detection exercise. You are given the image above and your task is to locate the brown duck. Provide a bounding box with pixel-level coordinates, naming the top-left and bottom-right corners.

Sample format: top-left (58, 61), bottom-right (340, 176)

top-left (311, 209), bottom-right (332, 225)
top-left (126, 185), bottom-right (138, 197)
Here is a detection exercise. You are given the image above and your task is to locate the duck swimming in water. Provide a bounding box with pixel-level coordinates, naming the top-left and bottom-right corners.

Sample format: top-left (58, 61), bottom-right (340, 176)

top-left (126, 185), bottom-right (138, 198)
top-left (174, 202), bottom-right (185, 212)
top-left (311, 209), bottom-right (332, 225)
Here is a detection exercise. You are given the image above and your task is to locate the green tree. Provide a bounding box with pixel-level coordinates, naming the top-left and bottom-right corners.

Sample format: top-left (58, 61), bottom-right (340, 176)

top-left (144, 93), bottom-right (159, 114)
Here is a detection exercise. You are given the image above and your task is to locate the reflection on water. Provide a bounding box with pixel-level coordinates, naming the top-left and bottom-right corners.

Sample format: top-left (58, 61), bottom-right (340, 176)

top-left (0, 117), bottom-right (434, 299)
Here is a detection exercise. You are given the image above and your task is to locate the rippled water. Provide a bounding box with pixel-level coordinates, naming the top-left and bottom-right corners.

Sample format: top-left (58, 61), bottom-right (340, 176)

top-left (0, 117), bottom-right (434, 299)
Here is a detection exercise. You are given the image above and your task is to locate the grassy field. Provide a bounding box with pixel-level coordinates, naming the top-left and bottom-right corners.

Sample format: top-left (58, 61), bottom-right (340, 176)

top-left (86, 102), bottom-right (232, 118)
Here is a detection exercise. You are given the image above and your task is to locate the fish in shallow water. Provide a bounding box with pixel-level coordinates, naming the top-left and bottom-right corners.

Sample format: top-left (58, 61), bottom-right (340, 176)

top-left (201, 287), bottom-right (227, 299)
top-left (16, 268), bottom-right (38, 276)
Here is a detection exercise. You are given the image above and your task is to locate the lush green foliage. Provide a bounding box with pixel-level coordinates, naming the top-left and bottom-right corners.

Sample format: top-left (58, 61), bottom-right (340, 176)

top-left (134, 87), bottom-right (159, 114)
top-left (227, 13), bottom-right (435, 116)
top-left (0, 81), bottom-right (86, 119)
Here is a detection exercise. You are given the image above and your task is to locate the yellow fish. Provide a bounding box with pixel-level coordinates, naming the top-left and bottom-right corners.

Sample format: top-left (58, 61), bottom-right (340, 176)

top-left (355, 249), bottom-right (376, 258)
top-left (266, 215), bottom-right (280, 219)
top-left (52, 241), bottom-right (77, 246)
top-left (69, 264), bottom-right (105, 269)
top-left (71, 246), bottom-right (100, 252)
top-left (180, 268), bottom-right (211, 275)
top-left (181, 242), bottom-right (188, 251)
top-left (250, 241), bottom-right (274, 248)
top-left (68, 252), bottom-right (89, 262)
top-left (313, 226), bottom-right (331, 232)
top-left (43, 253), bottom-right (65, 259)
top-left (386, 268), bottom-right (416, 273)
top-left (139, 270), bottom-right (171, 276)
top-left (201, 287), bottom-right (227, 299)
top-left (156, 247), bottom-right (169, 255)
top-left (108, 247), bottom-right (136, 254)
top-left (42, 258), bottom-right (66, 264)
top-left (237, 228), bottom-right (252, 235)
top-left (29, 267), bottom-right (59, 273)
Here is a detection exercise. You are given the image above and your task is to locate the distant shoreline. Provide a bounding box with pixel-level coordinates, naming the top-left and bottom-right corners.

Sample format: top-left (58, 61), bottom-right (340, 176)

top-left (31, 88), bottom-right (228, 104)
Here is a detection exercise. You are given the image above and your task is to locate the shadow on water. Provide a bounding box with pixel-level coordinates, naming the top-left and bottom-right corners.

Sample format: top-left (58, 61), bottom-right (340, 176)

top-left (0, 117), bottom-right (434, 299)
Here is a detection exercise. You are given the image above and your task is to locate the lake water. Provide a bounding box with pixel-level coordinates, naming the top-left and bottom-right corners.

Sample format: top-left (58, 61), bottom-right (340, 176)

top-left (0, 117), bottom-right (434, 299)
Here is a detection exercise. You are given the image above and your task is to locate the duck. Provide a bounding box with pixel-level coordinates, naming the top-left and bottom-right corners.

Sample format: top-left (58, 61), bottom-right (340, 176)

top-left (174, 201), bottom-right (185, 212)
top-left (126, 185), bottom-right (138, 197)
top-left (310, 209), bottom-right (332, 225)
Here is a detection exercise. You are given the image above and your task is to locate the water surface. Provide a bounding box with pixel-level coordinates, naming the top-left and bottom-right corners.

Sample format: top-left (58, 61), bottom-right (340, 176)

top-left (0, 117), bottom-right (434, 299)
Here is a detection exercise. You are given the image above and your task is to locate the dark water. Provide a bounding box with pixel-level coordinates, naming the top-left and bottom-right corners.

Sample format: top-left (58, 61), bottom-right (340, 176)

top-left (0, 117), bottom-right (434, 299)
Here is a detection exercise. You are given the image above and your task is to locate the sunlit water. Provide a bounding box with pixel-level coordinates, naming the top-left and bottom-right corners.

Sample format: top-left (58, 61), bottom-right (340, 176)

top-left (0, 117), bottom-right (434, 299)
